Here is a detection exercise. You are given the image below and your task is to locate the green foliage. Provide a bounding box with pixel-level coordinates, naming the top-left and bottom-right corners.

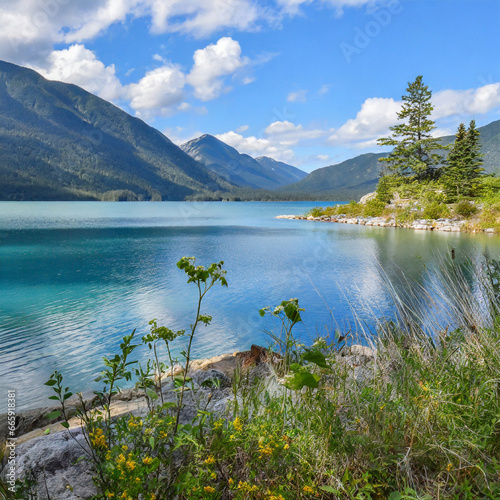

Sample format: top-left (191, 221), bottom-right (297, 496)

top-left (362, 198), bottom-right (386, 217)
top-left (441, 120), bottom-right (486, 201)
top-left (305, 207), bottom-right (324, 217)
top-left (378, 76), bottom-right (442, 180)
top-left (480, 176), bottom-right (500, 204)
top-left (454, 200), bottom-right (478, 218)
top-left (422, 202), bottom-right (449, 220)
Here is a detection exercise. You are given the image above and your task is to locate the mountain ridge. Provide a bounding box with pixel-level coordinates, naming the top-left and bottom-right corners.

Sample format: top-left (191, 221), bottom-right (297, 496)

top-left (180, 134), bottom-right (307, 190)
top-left (0, 60), bottom-right (234, 201)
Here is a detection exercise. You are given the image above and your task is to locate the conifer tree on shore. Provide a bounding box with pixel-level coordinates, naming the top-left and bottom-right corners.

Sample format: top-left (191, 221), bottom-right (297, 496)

top-left (378, 75), bottom-right (441, 180)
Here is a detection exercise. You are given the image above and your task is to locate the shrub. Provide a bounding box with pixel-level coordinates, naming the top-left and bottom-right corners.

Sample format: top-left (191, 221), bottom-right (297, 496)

top-left (422, 201), bottom-right (450, 219)
top-left (305, 207), bottom-right (324, 217)
top-left (362, 199), bottom-right (386, 217)
top-left (454, 200), bottom-right (478, 218)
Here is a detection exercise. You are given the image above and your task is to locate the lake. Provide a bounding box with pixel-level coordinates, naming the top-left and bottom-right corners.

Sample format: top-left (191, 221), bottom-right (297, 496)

top-left (1, 201), bottom-right (499, 412)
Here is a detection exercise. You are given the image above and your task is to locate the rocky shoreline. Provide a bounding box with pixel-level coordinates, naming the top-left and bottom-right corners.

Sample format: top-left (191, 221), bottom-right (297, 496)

top-left (0, 344), bottom-right (375, 499)
top-left (276, 213), bottom-right (498, 233)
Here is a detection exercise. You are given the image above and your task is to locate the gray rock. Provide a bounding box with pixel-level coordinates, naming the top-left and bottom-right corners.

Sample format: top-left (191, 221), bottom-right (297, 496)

top-left (9, 428), bottom-right (96, 499)
top-left (192, 369), bottom-right (231, 389)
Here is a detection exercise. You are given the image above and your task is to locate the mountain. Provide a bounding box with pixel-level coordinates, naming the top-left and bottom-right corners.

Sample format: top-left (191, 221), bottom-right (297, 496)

top-left (181, 134), bottom-right (306, 189)
top-left (278, 152), bottom-right (386, 200)
top-left (254, 156), bottom-right (307, 184)
top-left (281, 120), bottom-right (500, 200)
top-left (0, 60), bottom-right (233, 201)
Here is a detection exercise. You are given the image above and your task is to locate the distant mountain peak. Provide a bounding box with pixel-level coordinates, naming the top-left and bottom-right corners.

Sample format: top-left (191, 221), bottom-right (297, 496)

top-left (181, 135), bottom-right (307, 190)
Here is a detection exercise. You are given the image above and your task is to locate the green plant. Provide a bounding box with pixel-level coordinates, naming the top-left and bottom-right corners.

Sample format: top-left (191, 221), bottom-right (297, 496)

top-left (422, 201), bottom-right (450, 219)
top-left (454, 200), bottom-right (478, 218)
top-left (363, 198), bottom-right (386, 217)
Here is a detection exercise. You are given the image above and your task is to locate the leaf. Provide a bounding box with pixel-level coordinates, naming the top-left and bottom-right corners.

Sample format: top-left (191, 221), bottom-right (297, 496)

top-left (303, 350), bottom-right (329, 368)
top-left (45, 379), bottom-right (57, 386)
top-left (48, 395), bottom-right (59, 400)
top-left (149, 436), bottom-right (155, 449)
top-left (319, 486), bottom-right (339, 494)
top-left (146, 389), bottom-right (159, 400)
top-left (388, 493), bottom-right (402, 500)
top-left (45, 410), bottom-right (62, 420)
top-left (286, 371), bottom-right (319, 390)
top-left (44, 428), bottom-right (50, 435)
top-left (63, 392), bottom-right (73, 401)
top-left (61, 421), bottom-right (70, 429)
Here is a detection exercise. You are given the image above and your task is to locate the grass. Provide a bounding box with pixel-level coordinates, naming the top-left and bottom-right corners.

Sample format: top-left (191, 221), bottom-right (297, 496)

top-left (3, 256), bottom-right (500, 499)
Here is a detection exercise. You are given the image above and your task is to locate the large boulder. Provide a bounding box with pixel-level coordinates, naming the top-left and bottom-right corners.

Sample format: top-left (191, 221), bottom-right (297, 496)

top-left (8, 428), bottom-right (97, 499)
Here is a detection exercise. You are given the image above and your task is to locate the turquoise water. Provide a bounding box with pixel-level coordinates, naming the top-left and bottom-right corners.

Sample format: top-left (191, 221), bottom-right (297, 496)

top-left (1, 201), bottom-right (500, 412)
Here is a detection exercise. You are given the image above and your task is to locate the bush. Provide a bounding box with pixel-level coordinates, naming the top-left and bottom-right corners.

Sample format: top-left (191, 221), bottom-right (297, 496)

top-left (305, 207), bottom-right (324, 217)
top-left (336, 200), bottom-right (363, 216)
top-left (454, 200), bottom-right (478, 218)
top-left (479, 176), bottom-right (500, 204)
top-left (362, 199), bottom-right (386, 217)
top-left (422, 201), bottom-right (450, 219)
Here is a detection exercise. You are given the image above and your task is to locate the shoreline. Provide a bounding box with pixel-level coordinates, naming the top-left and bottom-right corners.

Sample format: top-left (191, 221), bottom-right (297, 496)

top-left (276, 213), bottom-right (498, 233)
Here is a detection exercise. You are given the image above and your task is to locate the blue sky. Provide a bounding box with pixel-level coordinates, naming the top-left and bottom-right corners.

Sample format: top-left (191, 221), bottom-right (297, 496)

top-left (1, 0), bottom-right (499, 172)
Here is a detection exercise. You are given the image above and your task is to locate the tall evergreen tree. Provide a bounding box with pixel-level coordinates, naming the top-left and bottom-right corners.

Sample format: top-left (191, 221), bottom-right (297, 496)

top-left (441, 120), bottom-right (485, 200)
top-left (378, 76), bottom-right (441, 179)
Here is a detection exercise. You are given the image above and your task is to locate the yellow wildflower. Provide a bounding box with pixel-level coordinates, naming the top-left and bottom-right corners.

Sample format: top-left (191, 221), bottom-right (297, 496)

top-left (204, 486), bottom-right (216, 493)
top-left (122, 445), bottom-right (128, 451)
top-left (232, 417), bottom-right (243, 432)
top-left (142, 456), bottom-right (153, 465)
top-left (117, 454), bottom-right (126, 465)
top-left (446, 463), bottom-right (453, 472)
top-left (228, 478), bottom-right (234, 487)
top-left (211, 472), bottom-right (217, 480)
top-left (303, 485), bottom-right (314, 494)
top-left (126, 460), bottom-right (136, 471)
top-left (204, 455), bottom-right (216, 465)
top-left (149, 495), bottom-right (156, 500)
top-left (283, 443), bottom-right (289, 450)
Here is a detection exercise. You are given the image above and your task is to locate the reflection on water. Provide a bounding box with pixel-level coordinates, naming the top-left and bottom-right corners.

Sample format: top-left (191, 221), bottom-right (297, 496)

top-left (1, 201), bottom-right (499, 412)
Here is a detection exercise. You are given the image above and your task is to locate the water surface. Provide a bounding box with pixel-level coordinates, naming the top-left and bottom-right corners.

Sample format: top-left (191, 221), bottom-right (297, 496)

top-left (1, 201), bottom-right (499, 412)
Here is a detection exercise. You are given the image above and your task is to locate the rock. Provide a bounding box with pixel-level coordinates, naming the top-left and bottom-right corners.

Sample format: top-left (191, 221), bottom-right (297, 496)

top-left (192, 369), bottom-right (231, 389)
top-left (8, 427), bottom-right (97, 499)
top-left (342, 345), bottom-right (376, 366)
top-left (359, 192), bottom-right (377, 205)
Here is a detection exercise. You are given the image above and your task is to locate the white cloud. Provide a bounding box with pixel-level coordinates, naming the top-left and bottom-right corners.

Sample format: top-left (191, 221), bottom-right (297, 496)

top-left (287, 89), bottom-right (308, 102)
top-left (187, 37), bottom-right (249, 101)
top-left (236, 125), bottom-right (249, 132)
top-left (216, 131), bottom-right (295, 162)
top-left (215, 120), bottom-right (328, 162)
top-left (147, 0), bottom-right (262, 38)
top-left (329, 97), bottom-right (401, 145)
top-left (127, 64), bottom-right (186, 117)
top-left (318, 84), bottom-right (331, 95)
top-left (264, 120), bottom-right (328, 145)
top-left (30, 44), bottom-right (124, 101)
top-left (277, 0), bottom-right (388, 16)
top-left (433, 83), bottom-right (500, 119)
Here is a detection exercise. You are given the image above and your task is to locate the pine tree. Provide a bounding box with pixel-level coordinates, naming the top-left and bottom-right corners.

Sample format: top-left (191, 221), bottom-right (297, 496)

top-left (378, 76), bottom-right (441, 179)
top-left (441, 120), bottom-right (485, 200)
